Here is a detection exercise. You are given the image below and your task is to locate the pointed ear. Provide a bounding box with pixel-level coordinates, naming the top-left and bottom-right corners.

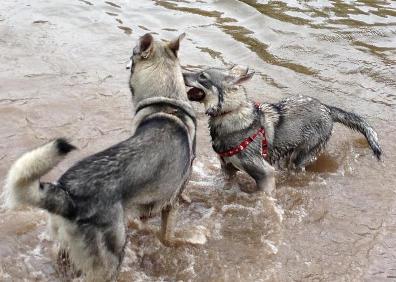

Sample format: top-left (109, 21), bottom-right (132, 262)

top-left (229, 64), bottom-right (248, 76)
top-left (137, 33), bottom-right (154, 59)
top-left (233, 71), bottom-right (255, 85)
top-left (168, 33), bottom-right (186, 57)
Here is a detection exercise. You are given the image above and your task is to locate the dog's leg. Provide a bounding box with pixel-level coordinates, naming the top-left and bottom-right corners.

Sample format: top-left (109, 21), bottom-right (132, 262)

top-left (288, 149), bottom-right (304, 171)
top-left (67, 204), bottom-right (127, 282)
top-left (255, 161), bottom-right (275, 196)
top-left (289, 131), bottom-right (331, 170)
top-left (242, 157), bottom-right (275, 197)
top-left (159, 204), bottom-right (180, 247)
top-left (159, 203), bottom-right (207, 247)
top-left (49, 215), bottom-right (81, 279)
top-left (219, 157), bottom-right (238, 189)
top-left (126, 205), bottom-right (158, 234)
top-left (289, 140), bottom-right (326, 170)
top-left (100, 218), bottom-right (127, 282)
top-left (57, 248), bottom-right (72, 277)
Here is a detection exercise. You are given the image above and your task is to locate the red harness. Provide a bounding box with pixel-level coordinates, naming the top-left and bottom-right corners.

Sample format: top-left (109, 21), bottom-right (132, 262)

top-left (217, 103), bottom-right (269, 159)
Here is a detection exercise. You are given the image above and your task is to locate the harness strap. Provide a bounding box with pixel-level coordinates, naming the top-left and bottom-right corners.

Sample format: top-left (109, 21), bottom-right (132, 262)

top-left (217, 102), bottom-right (268, 159)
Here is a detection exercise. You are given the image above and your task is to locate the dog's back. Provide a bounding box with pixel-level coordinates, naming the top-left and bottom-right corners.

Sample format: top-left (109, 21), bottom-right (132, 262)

top-left (267, 96), bottom-right (333, 163)
top-left (265, 95), bottom-right (381, 167)
top-left (58, 114), bottom-right (192, 220)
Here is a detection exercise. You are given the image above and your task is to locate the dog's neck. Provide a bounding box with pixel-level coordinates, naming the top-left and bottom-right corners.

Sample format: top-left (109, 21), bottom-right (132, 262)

top-left (130, 97), bottom-right (196, 138)
top-left (208, 101), bottom-right (255, 135)
top-left (135, 97), bottom-right (196, 120)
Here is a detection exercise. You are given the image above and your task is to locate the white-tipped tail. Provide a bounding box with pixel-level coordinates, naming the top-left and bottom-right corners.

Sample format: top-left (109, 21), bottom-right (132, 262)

top-left (3, 139), bottom-right (75, 209)
top-left (328, 106), bottom-right (382, 160)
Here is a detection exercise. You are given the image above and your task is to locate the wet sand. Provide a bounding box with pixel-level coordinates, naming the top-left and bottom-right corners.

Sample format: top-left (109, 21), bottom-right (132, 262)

top-left (0, 0), bottom-right (396, 281)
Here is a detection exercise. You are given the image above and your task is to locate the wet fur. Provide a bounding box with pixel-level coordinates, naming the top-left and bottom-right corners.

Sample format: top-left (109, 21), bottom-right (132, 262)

top-left (184, 66), bottom-right (382, 193)
top-left (4, 33), bottom-right (196, 282)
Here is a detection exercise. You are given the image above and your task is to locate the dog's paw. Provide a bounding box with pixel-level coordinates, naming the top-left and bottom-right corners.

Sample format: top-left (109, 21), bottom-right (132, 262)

top-left (257, 176), bottom-right (276, 197)
top-left (263, 184), bottom-right (275, 197)
top-left (182, 225), bottom-right (208, 245)
top-left (174, 225), bottom-right (209, 246)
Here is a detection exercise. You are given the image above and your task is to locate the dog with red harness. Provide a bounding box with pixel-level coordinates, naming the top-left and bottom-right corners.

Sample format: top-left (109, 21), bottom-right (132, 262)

top-left (183, 65), bottom-right (382, 196)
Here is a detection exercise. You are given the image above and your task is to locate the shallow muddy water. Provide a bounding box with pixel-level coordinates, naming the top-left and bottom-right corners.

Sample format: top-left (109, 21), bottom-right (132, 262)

top-left (1, 0), bottom-right (396, 281)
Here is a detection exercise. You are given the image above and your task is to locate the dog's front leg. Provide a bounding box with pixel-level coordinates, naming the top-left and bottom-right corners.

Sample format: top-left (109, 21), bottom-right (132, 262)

top-left (255, 160), bottom-right (276, 197)
top-left (241, 156), bottom-right (276, 197)
top-left (219, 157), bottom-right (238, 189)
top-left (159, 204), bottom-right (184, 247)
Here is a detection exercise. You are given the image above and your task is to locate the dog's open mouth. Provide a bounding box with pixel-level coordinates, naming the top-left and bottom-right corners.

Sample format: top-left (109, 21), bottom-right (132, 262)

top-left (187, 87), bottom-right (205, 102)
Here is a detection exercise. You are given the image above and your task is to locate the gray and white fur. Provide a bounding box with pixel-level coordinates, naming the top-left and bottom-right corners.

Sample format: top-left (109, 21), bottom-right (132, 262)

top-left (183, 65), bottom-right (382, 194)
top-left (4, 33), bottom-right (197, 281)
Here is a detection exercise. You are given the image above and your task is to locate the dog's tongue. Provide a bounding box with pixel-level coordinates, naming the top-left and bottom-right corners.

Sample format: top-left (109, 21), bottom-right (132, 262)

top-left (187, 87), bottom-right (205, 101)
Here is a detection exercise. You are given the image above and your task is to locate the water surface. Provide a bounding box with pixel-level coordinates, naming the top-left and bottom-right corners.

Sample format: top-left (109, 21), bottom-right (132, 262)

top-left (0, 0), bottom-right (395, 281)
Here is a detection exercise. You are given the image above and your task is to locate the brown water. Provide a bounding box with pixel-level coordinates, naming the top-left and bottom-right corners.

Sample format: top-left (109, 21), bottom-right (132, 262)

top-left (1, 0), bottom-right (396, 281)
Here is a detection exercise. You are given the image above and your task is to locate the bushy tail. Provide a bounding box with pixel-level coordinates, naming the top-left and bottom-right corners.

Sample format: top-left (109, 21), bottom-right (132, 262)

top-left (3, 138), bottom-right (77, 216)
top-left (328, 106), bottom-right (382, 160)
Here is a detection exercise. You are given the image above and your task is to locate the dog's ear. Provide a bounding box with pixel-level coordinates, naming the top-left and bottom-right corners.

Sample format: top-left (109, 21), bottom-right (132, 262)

top-left (229, 65), bottom-right (254, 85)
top-left (168, 33), bottom-right (186, 57)
top-left (136, 33), bottom-right (154, 59)
top-left (233, 71), bottom-right (254, 85)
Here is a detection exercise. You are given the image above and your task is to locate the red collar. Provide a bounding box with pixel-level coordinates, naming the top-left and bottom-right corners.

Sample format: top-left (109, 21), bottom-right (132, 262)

top-left (217, 102), bottom-right (268, 159)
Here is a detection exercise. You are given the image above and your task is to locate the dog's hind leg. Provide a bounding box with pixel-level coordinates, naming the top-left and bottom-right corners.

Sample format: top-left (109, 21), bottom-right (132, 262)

top-left (99, 220), bottom-right (127, 282)
top-left (69, 205), bottom-right (127, 282)
top-left (289, 138), bottom-right (329, 170)
top-left (101, 205), bottom-right (128, 282)
top-left (289, 149), bottom-right (310, 170)
top-left (82, 230), bottom-right (126, 282)
top-left (288, 147), bottom-right (307, 171)
top-left (56, 248), bottom-right (82, 279)
top-left (48, 215), bottom-right (81, 279)
top-left (289, 124), bottom-right (332, 170)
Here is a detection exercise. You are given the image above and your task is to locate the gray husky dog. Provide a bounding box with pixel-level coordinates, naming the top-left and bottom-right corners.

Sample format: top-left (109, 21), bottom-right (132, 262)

top-left (4, 33), bottom-right (198, 281)
top-left (183, 65), bottom-right (382, 195)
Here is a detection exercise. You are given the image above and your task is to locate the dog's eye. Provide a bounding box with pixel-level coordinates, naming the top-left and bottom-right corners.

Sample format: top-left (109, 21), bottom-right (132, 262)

top-left (199, 73), bottom-right (208, 81)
